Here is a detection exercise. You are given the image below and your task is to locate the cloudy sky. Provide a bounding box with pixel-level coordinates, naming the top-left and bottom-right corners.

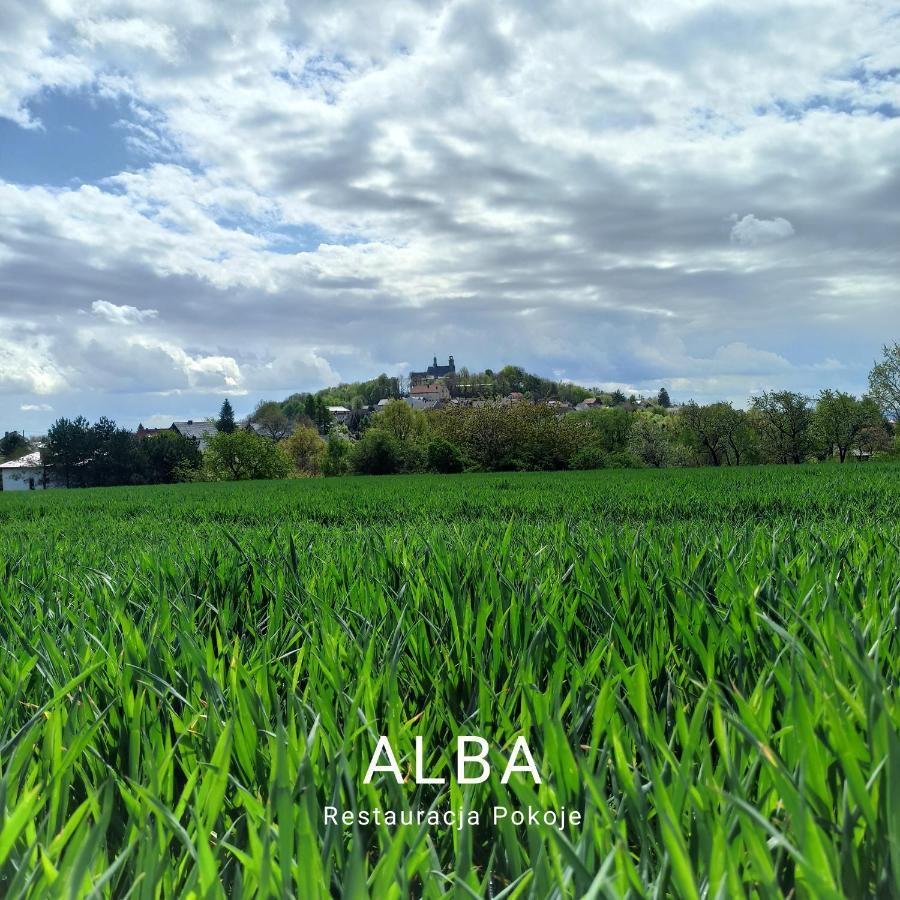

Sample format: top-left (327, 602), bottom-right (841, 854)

top-left (1, 0), bottom-right (898, 430)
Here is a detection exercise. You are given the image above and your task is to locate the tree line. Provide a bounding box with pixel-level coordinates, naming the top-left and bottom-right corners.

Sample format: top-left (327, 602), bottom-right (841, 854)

top-left (335, 387), bottom-right (893, 476)
top-left (3, 344), bottom-right (899, 486)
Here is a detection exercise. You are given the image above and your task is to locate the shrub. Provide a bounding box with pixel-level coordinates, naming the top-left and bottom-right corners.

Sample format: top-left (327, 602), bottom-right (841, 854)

top-left (569, 445), bottom-right (607, 470)
top-left (322, 437), bottom-right (351, 476)
top-left (426, 437), bottom-right (464, 473)
top-left (350, 429), bottom-right (402, 475)
top-left (203, 430), bottom-right (291, 481)
top-left (281, 426), bottom-right (326, 476)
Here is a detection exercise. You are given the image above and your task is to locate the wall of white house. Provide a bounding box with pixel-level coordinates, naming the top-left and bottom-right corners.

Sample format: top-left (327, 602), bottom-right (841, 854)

top-left (1, 466), bottom-right (55, 492)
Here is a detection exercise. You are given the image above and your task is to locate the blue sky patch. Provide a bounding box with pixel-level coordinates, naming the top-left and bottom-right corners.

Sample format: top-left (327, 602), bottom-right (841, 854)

top-left (263, 223), bottom-right (365, 254)
top-left (0, 87), bottom-right (152, 186)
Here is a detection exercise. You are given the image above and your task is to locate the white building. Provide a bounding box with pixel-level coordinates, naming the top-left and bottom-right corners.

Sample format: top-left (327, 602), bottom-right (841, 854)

top-left (327, 405), bottom-right (352, 424)
top-left (0, 451), bottom-right (53, 491)
top-left (410, 382), bottom-right (450, 401)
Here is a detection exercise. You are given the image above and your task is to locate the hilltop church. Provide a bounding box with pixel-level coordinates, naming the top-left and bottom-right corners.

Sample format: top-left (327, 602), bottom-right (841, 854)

top-left (410, 355), bottom-right (455, 385)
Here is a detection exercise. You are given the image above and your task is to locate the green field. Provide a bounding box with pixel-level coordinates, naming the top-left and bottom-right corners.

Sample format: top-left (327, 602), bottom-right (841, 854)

top-left (1, 466), bottom-right (898, 898)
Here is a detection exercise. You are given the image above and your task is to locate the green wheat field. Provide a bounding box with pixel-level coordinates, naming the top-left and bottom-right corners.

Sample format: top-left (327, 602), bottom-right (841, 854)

top-left (1, 465), bottom-right (898, 898)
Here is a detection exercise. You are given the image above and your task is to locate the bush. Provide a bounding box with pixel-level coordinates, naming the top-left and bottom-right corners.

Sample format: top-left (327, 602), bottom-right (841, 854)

top-left (281, 426), bottom-right (326, 476)
top-left (607, 450), bottom-right (641, 469)
top-left (569, 445), bottom-right (607, 470)
top-left (203, 431), bottom-right (291, 481)
top-left (143, 431), bottom-right (202, 483)
top-left (350, 429), bottom-right (402, 475)
top-left (426, 437), bottom-right (464, 473)
top-left (322, 437), bottom-right (351, 476)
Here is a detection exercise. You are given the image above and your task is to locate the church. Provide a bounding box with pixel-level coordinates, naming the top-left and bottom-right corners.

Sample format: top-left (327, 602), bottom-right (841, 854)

top-left (410, 355), bottom-right (455, 385)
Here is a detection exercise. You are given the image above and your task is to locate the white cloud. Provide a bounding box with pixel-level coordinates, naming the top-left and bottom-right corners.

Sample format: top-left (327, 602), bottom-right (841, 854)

top-left (0, 0), bottom-right (899, 426)
top-left (91, 300), bottom-right (159, 324)
top-left (77, 17), bottom-right (180, 63)
top-left (21, 403), bottom-right (53, 412)
top-left (0, 323), bottom-right (68, 396)
top-left (729, 214), bottom-right (795, 246)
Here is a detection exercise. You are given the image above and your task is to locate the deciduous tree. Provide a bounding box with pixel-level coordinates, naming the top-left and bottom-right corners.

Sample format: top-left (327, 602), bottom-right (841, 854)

top-left (868, 342), bottom-right (900, 422)
top-left (629, 415), bottom-right (671, 468)
top-left (251, 400), bottom-right (292, 441)
top-left (750, 391), bottom-right (815, 464)
top-left (281, 426), bottom-right (326, 476)
top-left (204, 430), bottom-right (290, 480)
top-left (814, 390), bottom-right (882, 462)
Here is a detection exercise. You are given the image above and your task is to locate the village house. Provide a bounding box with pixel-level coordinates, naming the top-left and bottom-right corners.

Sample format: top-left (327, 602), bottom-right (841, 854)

top-left (0, 451), bottom-right (59, 491)
top-left (136, 424), bottom-right (168, 438)
top-left (171, 420), bottom-right (217, 449)
top-left (410, 382), bottom-right (450, 401)
top-left (404, 396), bottom-right (441, 411)
top-left (327, 405), bottom-right (352, 425)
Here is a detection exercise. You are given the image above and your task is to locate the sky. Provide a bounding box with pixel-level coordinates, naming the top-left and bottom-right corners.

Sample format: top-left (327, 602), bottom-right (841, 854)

top-left (0, 0), bottom-right (898, 431)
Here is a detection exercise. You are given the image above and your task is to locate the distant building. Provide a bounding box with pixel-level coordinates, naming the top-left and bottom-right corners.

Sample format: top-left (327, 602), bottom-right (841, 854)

top-left (575, 398), bottom-right (602, 412)
top-left (404, 396), bottom-right (441, 411)
top-left (0, 451), bottom-right (58, 491)
top-left (410, 355), bottom-right (456, 384)
top-left (171, 420), bottom-right (217, 449)
top-left (136, 424), bottom-right (168, 438)
top-left (410, 383), bottom-right (450, 401)
top-left (327, 405), bottom-right (352, 424)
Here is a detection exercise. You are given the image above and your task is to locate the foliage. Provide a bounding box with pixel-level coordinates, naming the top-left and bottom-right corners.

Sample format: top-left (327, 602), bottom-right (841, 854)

top-left (86, 417), bottom-right (148, 486)
top-left (0, 467), bottom-right (897, 896)
top-left (44, 417), bottom-right (203, 487)
top-left (657, 386), bottom-right (672, 408)
top-left (350, 429), bottom-right (403, 475)
top-left (566, 407), bottom-right (632, 453)
top-left (317, 373), bottom-right (401, 407)
top-left (859, 425), bottom-right (893, 457)
top-left (750, 390), bottom-right (816, 464)
top-left (280, 426), bottom-right (326, 476)
top-left (304, 395), bottom-right (334, 435)
top-left (217, 398), bottom-right (237, 434)
top-left (628, 414), bottom-right (670, 467)
top-left (45, 416), bottom-right (92, 487)
top-left (814, 390), bottom-right (883, 462)
top-left (322, 436), bottom-right (351, 477)
top-left (428, 403), bottom-right (571, 471)
top-left (250, 400), bottom-right (293, 441)
top-left (868, 341), bottom-right (900, 422)
top-left (204, 430), bottom-right (291, 480)
top-left (143, 430), bottom-right (203, 483)
top-left (568, 444), bottom-right (608, 469)
top-left (0, 431), bottom-right (29, 461)
top-left (448, 364), bottom-right (592, 404)
top-left (371, 399), bottom-right (429, 445)
top-left (426, 437), bottom-right (464, 473)
top-left (679, 402), bottom-right (756, 466)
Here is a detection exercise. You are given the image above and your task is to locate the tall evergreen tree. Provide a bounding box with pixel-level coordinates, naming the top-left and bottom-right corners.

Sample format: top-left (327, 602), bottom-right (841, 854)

top-left (217, 399), bottom-right (236, 434)
top-left (657, 387), bottom-right (672, 408)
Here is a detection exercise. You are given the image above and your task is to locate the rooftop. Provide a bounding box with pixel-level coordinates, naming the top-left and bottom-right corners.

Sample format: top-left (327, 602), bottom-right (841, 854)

top-left (0, 451), bottom-right (42, 468)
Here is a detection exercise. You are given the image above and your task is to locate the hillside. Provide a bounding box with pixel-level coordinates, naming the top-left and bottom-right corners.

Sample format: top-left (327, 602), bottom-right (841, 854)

top-left (279, 364), bottom-right (598, 409)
